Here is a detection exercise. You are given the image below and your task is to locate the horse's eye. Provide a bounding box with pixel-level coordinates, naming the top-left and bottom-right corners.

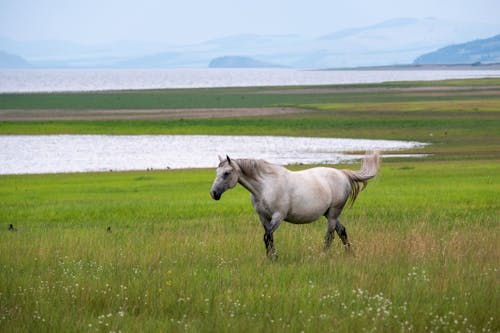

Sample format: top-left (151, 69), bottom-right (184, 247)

top-left (223, 171), bottom-right (230, 177)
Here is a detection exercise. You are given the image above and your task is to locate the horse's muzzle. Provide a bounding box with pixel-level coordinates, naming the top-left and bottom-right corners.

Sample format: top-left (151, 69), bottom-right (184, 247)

top-left (210, 190), bottom-right (221, 200)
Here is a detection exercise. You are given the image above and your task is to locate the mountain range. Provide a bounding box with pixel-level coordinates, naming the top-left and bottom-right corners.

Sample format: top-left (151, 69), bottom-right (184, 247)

top-left (414, 34), bottom-right (500, 64)
top-left (1, 17), bottom-right (499, 69)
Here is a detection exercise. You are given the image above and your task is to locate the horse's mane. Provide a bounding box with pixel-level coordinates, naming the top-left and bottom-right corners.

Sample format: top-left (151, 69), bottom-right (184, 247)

top-left (234, 158), bottom-right (278, 180)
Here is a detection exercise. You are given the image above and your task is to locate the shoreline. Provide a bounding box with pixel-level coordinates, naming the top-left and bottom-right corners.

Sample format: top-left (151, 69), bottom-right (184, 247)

top-left (1, 67), bottom-right (500, 94)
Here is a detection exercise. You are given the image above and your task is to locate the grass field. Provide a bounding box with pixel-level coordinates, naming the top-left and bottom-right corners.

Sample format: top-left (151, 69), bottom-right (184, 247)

top-left (0, 78), bottom-right (499, 332)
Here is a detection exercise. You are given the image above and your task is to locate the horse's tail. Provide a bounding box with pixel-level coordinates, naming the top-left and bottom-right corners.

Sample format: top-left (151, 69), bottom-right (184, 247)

top-left (341, 150), bottom-right (381, 207)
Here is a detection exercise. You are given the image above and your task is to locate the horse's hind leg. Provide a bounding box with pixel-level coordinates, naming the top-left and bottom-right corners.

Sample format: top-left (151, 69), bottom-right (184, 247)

top-left (335, 220), bottom-right (352, 252)
top-left (324, 207), bottom-right (344, 250)
top-left (324, 218), bottom-right (336, 249)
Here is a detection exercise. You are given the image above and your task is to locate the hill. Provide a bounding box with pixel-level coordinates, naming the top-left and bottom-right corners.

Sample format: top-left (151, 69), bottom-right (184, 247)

top-left (208, 56), bottom-right (283, 68)
top-left (0, 50), bottom-right (31, 68)
top-left (414, 34), bottom-right (500, 64)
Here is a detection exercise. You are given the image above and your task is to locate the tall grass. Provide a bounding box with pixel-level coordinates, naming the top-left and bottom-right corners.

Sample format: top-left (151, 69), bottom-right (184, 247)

top-left (1, 160), bottom-right (498, 332)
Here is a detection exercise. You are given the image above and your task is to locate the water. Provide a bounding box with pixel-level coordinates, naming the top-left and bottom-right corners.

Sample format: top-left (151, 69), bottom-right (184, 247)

top-left (1, 68), bottom-right (499, 93)
top-left (0, 135), bottom-right (428, 175)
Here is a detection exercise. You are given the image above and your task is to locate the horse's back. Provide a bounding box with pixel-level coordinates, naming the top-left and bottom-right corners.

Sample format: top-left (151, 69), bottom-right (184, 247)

top-left (293, 167), bottom-right (348, 188)
top-left (296, 167), bottom-right (351, 200)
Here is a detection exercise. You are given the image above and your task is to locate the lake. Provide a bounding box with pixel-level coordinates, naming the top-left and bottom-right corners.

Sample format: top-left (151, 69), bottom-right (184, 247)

top-left (1, 68), bottom-right (499, 93)
top-left (0, 135), bottom-right (428, 175)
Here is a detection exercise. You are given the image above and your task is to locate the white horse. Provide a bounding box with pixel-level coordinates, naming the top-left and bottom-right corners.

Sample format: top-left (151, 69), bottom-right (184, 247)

top-left (210, 151), bottom-right (381, 258)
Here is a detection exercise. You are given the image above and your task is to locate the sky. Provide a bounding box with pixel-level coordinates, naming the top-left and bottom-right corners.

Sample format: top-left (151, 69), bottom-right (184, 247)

top-left (1, 0), bottom-right (499, 45)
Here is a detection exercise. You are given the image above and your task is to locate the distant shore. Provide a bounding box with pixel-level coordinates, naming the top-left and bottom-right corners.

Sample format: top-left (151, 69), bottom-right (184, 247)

top-left (324, 63), bottom-right (500, 71)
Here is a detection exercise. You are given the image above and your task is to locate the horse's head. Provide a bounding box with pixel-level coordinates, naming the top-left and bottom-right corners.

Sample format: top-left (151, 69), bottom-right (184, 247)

top-left (210, 155), bottom-right (239, 200)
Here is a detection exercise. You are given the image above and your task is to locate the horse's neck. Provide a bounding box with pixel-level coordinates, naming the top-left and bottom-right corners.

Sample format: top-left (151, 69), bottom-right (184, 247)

top-left (237, 176), bottom-right (261, 196)
top-left (236, 159), bottom-right (277, 196)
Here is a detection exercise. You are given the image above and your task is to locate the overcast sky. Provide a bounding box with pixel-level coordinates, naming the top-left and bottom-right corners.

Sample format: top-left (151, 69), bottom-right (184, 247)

top-left (1, 0), bottom-right (499, 44)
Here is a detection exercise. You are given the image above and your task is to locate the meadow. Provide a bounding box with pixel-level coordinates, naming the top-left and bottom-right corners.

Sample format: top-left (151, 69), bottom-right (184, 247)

top-left (0, 78), bottom-right (499, 332)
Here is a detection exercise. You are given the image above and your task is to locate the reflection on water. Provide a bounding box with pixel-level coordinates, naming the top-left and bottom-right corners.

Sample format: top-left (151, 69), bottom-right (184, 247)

top-left (0, 135), bottom-right (428, 175)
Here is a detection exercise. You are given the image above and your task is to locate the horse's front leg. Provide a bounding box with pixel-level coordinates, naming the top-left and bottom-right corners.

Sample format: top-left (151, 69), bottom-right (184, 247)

top-left (260, 212), bottom-right (283, 259)
top-left (263, 232), bottom-right (274, 258)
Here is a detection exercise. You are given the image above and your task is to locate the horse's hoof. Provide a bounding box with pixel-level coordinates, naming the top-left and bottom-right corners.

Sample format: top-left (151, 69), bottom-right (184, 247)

top-left (344, 245), bottom-right (355, 256)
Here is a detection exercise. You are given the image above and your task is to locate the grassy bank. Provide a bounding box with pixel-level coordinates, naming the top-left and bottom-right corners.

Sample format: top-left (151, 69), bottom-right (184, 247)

top-left (1, 78), bottom-right (499, 332)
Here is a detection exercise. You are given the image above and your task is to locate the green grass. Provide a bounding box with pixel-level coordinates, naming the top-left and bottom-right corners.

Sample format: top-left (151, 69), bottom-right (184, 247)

top-left (1, 78), bottom-right (499, 332)
top-left (1, 78), bottom-right (500, 110)
top-left (0, 161), bottom-right (498, 332)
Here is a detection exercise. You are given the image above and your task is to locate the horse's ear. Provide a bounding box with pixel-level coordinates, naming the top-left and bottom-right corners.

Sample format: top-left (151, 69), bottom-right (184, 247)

top-left (218, 155), bottom-right (224, 163)
top-left (226, 155), bottom-right (231, 164)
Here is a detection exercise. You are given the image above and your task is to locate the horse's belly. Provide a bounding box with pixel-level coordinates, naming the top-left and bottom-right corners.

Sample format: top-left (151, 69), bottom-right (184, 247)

top-left (285, 202), bottom-right (328, 224)
top-left (285, 214), bottom-right (323, 224)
